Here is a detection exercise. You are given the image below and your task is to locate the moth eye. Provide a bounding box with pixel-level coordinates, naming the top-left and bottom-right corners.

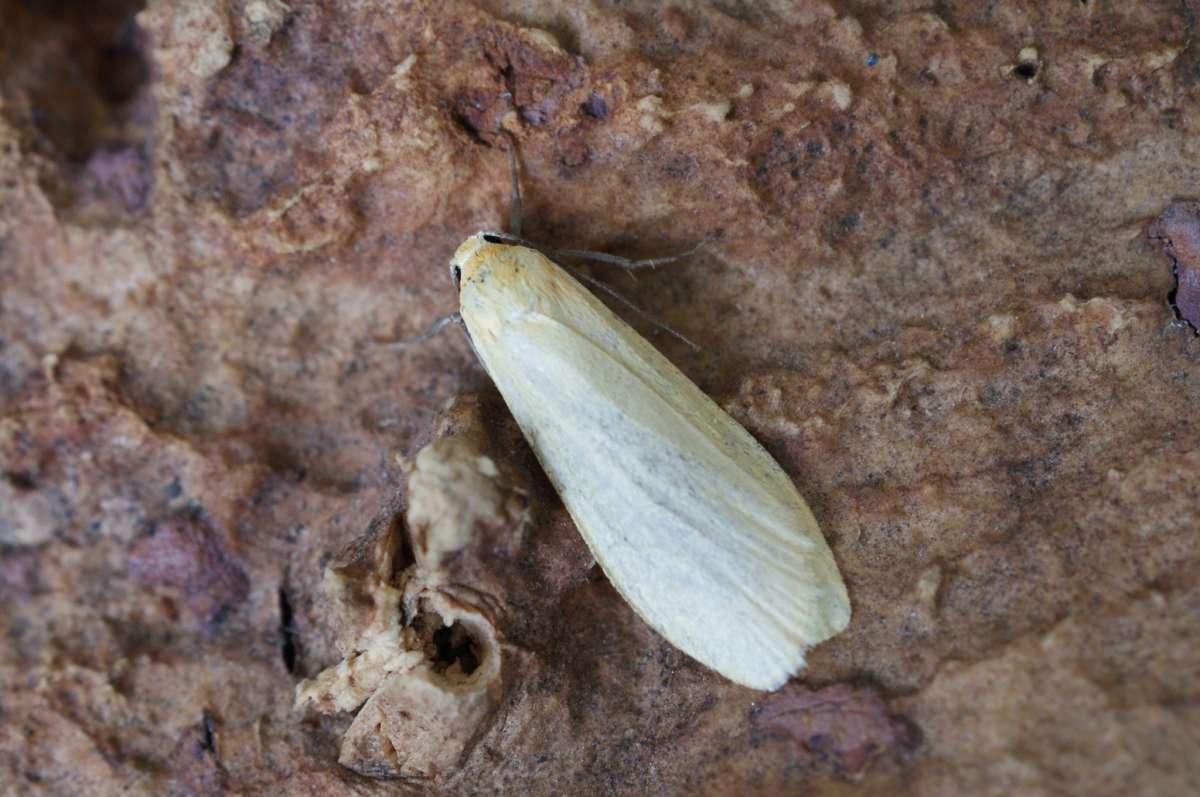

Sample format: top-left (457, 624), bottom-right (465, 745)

top-left (452, 265), bottom-right (462, 285)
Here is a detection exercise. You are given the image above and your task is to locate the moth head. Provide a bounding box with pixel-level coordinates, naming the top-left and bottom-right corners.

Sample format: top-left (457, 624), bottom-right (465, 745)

top-left (449, 232), bottom-right (505, 291)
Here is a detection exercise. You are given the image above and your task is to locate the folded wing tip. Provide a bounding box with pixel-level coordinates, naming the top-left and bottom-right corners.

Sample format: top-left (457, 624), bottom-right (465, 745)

top-left (729, 582), bottom-right (852, 691)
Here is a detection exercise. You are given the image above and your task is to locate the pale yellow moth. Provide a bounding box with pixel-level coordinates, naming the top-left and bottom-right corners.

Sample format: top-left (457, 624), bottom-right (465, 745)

top-left (447, 231), bottom-right (851, 690)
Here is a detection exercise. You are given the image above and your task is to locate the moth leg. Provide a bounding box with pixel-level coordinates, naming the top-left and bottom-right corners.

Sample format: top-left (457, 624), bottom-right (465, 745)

top-left (385, 311), bottom-right (462, 348)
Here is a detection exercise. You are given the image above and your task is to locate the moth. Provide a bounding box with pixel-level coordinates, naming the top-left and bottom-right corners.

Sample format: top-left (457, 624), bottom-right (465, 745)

top-left (428, 142), bottom-right (850, 690)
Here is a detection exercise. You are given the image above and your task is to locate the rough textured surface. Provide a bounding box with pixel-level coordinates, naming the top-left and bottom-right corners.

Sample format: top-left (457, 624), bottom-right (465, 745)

top-left (1151, 200), bottom-right (1200, 331)
top-left (1, 1), bottom-right (1198, 795)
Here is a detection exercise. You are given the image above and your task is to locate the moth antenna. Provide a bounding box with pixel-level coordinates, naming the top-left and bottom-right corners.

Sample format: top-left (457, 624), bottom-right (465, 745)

top-left (482, 231), bottom-right (709, 274)
top-left (480, 230), bottom-right (700, 271)
top-left (494, 91), bottom-right (523, 236)
top-left (552, 235), bottom-right (713, 270)
top-left (384, 311), bottom-right (463, 348)
top-left (499, 130), bottom-right (523, 237)
top-left (479, 231), bottom-right (540, 248)
top-left (478, 231), bottom-right (702, 350)
top-left (560, 263), bottom-right (701, 352)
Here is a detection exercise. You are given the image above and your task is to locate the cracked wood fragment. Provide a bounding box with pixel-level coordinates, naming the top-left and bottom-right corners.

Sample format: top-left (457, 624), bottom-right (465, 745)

top-left (295, 396), bottom-right (526, 780)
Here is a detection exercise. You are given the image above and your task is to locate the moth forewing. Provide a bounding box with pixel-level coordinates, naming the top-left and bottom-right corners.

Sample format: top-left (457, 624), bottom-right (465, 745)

top-left (452, 233), bottom-right (850, 690)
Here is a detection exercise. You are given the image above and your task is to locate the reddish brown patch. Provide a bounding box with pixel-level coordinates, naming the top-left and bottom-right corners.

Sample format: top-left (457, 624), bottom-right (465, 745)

top-left (480, 28), bottom-right (584, 129)
top-left (129, 516), bottom-right (249, 627)
top-left (452, 88), bottom-right (506, 143)
top-left (752, 683), bottom-right (914, 776)
top-left (1149, 201), bottom-right (1200, 332)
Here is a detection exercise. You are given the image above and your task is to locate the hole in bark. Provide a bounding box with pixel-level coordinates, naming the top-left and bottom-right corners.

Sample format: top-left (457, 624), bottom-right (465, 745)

top-left (1013, 62), bottom-right (1038, 80)
top-left (278, 587), bottom-right (298, 674)
top-left (411, 610), bottom-right (481, 677)
top-left (433, 623), bottom-right (480, 676)
top-left (389, 513), bottom-right (416, 581)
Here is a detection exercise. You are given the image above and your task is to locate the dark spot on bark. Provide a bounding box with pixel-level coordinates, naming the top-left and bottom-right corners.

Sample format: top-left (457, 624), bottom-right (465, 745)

top-left (979, 385), bottom-right (1004, 406)
top-left (581, 93), bottom-right (609, 119)
top-left (5, 471), bottom-right (36, 491)
top-left (168, 711), bottom-right (229, 794)
top-left (4, 0), bottom-right (152, 212)
top-left (9, 1), bottom-right (149, 163)
top-left (1013, 61), bottom-right (1039, 80)
top-left (200, 711), bottom-right (216, 753)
